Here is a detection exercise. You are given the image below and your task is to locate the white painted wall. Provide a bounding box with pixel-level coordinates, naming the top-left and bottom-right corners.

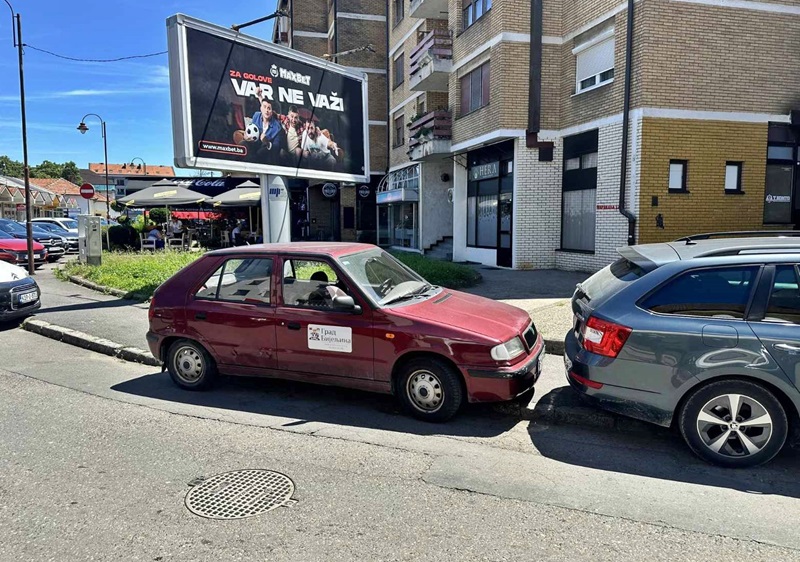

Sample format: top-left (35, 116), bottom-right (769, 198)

top-left (420, 161), bottom-right (453, 251)
top-left (452, 159), bottom-right (469, 263)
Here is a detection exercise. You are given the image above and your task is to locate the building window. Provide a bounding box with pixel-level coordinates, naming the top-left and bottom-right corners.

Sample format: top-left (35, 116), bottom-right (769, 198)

top-left (393, 53), bottom-right (404, 89)
top-left (561, 129), bottom-right (599, 253)
top-left (574, 23), bottom-right (614, 94)
top-left (463, 0), bottom-right (491, 30)
top-left (725, 162), bottom-right (743, 193)
top-left (393, 114), bottom-right (405, 147)
top-left (668, 160), bottom-right (688, 192)
top-left (459, 62), bottom-right (490, 116)
top-left (393, 0), bottom-right (404, 26)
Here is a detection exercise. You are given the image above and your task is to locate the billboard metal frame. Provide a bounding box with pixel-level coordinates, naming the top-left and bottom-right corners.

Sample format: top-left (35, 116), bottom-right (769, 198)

top-left (167, 13), bottom-right (371, 183)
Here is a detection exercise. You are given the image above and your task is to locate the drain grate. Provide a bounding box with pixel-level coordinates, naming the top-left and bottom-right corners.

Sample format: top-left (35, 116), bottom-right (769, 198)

top-left (185, 469), bottom-right (296, 520)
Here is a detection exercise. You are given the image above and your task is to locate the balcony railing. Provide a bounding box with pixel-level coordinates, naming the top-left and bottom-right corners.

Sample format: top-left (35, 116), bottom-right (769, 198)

top-left (407, 110), bottom-right (452, 161)
top-left (409, 29), bottom-right (452, 92)
top-left (409, 0), bottom-right (449, 20)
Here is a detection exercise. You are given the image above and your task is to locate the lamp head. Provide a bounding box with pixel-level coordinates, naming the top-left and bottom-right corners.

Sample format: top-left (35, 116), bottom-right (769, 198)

top-left (77, 122), bottom-right (88, 134)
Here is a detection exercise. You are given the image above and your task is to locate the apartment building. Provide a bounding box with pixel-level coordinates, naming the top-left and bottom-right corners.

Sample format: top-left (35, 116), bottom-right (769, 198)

top-left (272, 0), bottom-right (388, 242)
top-left (383, 0), bottom-right (800, 270)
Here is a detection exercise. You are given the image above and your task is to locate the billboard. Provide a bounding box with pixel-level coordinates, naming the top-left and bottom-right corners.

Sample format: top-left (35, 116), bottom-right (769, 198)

top-left (167, 14), bottom-right (370, 183)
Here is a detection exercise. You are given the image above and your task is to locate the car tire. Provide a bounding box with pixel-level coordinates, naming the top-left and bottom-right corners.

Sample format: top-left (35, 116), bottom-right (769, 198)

top-left (166, 339), bottom-right (218, 391)
top-left (397, 358), bottom-right (463, 422)
top-left (679, 379), bottom-right (788, 468)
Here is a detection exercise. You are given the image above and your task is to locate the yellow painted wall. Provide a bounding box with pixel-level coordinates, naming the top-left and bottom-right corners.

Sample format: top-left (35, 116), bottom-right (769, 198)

top-left (639, 118), bottom-right (769, 243)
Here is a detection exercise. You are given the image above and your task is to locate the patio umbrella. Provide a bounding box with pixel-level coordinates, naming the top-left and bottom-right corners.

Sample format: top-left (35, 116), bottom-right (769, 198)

top-left (116, 180), bottom-right (209, 207)
top-left (208, 180), bottom-right (261, 234)
top-left (207, 181), bottom-right (261, 207)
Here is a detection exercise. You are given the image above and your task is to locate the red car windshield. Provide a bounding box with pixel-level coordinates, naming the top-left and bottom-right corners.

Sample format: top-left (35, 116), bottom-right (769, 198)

top-left (337, 249), bottom-right (430, 306)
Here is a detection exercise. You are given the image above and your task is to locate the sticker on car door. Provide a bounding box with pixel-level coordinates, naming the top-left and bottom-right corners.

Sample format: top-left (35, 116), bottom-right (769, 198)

top-left (308, 324), bottom-right (352, 353)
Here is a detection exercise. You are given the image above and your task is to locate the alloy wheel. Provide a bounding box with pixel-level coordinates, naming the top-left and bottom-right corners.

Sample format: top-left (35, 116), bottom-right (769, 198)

top-left (696, 393), bottom-right (773, 458)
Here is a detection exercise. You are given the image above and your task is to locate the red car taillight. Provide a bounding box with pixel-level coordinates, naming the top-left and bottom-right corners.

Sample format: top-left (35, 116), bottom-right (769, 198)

top-left (148, 297), bottom-right (156, 321)
top-left (581, 316), bottom-right (631, 358)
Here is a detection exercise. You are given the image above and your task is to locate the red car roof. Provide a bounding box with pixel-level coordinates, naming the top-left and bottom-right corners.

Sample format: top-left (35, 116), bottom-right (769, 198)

top-left (208, 242), bottom-right (377, 259)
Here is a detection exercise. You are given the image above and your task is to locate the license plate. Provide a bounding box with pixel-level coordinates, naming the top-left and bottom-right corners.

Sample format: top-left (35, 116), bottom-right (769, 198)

top-left (18, 291), bottom-right (37, 304)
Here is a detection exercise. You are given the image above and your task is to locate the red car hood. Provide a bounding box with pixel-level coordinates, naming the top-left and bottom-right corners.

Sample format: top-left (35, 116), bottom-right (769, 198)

top-left (0, 239), bottom-right (44, 251)
top-left (387, 289), bottom-right (531, 341)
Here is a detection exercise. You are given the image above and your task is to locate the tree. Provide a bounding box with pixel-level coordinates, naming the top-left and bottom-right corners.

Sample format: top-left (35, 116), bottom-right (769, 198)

top-left (31, 160), bottom-right (64, 179)
top-left (61, 161), bottom-right (82, 184)
top-left (0, 155), bottom-right (24, 178)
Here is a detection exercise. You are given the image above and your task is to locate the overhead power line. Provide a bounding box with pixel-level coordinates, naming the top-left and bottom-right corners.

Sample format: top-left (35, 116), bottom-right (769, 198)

top-left (24, 44), bottom-right (167, 62)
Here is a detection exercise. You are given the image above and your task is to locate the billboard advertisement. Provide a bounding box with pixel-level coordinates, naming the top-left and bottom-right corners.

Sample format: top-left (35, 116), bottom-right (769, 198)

top-left (166, 14), bottom-right (370, 183)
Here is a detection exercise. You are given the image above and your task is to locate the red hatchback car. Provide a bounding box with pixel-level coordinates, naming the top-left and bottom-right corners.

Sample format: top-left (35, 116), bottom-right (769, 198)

top-left (148, 243), bottom-right (544, 421)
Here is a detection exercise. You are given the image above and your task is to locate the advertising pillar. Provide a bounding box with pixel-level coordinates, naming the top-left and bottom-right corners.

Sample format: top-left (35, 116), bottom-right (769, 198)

top-left (260, 174), bottom-right (290, 243)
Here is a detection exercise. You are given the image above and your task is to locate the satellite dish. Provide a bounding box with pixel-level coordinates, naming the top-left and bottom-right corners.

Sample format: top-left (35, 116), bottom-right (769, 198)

top-left (447, 188), bottom-right (454, 204)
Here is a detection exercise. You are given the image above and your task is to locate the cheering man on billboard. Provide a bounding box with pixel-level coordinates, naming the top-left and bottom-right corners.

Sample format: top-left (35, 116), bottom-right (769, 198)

top-left (251, 98), bottom-right (283, 164)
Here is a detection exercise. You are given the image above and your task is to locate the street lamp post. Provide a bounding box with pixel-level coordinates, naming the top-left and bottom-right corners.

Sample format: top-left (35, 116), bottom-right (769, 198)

top-left (4, 1), bottom-right (34, 274)
top-left (76, 114), bottom-right (111, 219)
top-left (130, 157), bottom-right (147, 176)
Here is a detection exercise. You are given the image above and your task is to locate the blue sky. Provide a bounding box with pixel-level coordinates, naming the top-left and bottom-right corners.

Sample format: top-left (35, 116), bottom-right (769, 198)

top-left (0, 0), bottom-right (277, 175)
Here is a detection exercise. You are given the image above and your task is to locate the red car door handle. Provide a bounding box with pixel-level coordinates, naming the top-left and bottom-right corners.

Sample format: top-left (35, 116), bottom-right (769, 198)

top-left (287, 322), bottom-right (301, 330)
top-left (195, 312), bottom-right (207, 320)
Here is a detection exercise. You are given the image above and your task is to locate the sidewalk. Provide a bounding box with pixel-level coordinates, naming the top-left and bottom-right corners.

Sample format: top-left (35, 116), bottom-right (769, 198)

top-left (464, 267), bottom-right (587, 354)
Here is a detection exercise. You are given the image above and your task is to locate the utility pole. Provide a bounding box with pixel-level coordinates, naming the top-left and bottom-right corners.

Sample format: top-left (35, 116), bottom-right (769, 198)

top-left (5, 2), bottom-right (35, 274)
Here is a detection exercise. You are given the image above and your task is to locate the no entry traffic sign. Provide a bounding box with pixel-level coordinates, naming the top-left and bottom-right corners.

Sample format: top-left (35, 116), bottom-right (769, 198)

top-left (80, 183), bottom-right (95, 199)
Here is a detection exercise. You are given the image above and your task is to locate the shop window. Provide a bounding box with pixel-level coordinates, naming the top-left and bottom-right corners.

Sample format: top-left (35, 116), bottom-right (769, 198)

top-left (643, 266), bottom-right (759, 319)
top-left (393, 53), bottom-right (404, 89)
top-left (393, 0), bottom-right (404, 26)
top-left (724, 162), bottom-right (743, 193)
top-left (466, 156), bottom-right (513, 249)
top-left (574, 22), bottom-right (615, 94)
top-left (459, 62), bottom-right (490, 116)
top-left (462, 0), bottom-right (491, 30)
top-left (668, 160), bottom-right (688, 192)
top-left (394, 114), bottom-right (405, 147)
top-left (561, 130), bottom-right (598, 253)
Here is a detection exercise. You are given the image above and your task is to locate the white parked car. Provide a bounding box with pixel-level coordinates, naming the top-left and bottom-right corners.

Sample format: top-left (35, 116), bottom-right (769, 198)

top-left (0, 260), bottom-right (40, 322)
top-left (32, 217), bottom-right (79, 234)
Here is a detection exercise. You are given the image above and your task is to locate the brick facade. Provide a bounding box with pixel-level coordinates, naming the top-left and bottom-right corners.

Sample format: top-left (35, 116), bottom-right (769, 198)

top-left (638, 118), bottom-right (770, 244)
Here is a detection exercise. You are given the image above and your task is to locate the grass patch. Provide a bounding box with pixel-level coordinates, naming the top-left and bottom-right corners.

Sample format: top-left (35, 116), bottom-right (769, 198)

top-left (391, 251), bottom-right (481, 289)
top-left (56, 249), bottom-right (481, 301)
top-left (57, 251), bottom-right (202, 301)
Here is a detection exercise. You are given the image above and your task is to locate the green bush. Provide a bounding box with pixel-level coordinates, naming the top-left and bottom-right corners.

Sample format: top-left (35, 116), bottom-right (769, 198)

top-left (148, 208), bottom-right (168, 225)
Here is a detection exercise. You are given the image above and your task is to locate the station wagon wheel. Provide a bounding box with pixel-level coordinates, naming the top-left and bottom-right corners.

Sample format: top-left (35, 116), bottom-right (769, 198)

top-left (679, 380), bottom-right (788, 468)
top-left (167, 339), bottom-right (218, 391)
top-left (397, 358), bottom-right (463, 422)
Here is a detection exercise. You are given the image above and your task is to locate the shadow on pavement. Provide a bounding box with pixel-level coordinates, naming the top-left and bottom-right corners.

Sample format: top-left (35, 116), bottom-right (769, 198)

top-left (111, 372), bottom-right (518, 439)
top-left (463, 269), bottom-right (589, 301)
top-left (528, 389), bottom-right (800, 499)
top-left (38, 298), bottom-right (144, 314)
top-left (0, 319), bottom-right (23, 332)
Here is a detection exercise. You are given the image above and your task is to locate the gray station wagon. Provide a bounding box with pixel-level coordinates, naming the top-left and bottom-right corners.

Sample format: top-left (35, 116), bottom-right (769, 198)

top-left (565, 232), bottom-right (800, 468)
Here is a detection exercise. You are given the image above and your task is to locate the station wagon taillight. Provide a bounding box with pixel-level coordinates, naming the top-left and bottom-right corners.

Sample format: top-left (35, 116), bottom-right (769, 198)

top-left (581, 316), bottom-right (631, 358)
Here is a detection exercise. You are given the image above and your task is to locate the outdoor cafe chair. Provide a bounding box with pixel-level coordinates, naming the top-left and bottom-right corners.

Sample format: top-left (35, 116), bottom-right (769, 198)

top-left (140, 233), bottom-right (157, 252)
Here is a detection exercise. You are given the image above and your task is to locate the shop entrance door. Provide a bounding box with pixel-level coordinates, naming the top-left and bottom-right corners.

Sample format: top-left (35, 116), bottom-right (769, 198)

top-left (497, 192), bottom-right (513, 267)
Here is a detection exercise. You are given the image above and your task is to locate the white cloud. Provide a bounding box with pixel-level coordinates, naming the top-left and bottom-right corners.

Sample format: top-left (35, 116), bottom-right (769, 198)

top-left (0, 86), bottom-right (168, 103)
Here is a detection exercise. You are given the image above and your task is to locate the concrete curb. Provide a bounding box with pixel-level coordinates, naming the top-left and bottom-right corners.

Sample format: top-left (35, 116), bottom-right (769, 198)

top-left (65, 274), bottom-right (133, 299)
top-left (22, 318), bottom-right (161, 367)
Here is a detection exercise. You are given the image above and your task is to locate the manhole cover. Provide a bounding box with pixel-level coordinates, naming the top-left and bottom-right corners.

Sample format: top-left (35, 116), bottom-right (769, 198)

top-left (185, 469), bottom-right (296, 520)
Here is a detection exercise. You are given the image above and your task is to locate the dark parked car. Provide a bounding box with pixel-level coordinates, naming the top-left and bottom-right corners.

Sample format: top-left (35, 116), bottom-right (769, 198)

top-left (0, 260), bottom-right (41, 322)
top-left (0, 219), bottom-right (65, 262)
top-left (148, 243), bottom-right (544, 421)
top-left (25, 221), bottom-right (78, 253)
top-left (565, 232), bottom-right (800, 467)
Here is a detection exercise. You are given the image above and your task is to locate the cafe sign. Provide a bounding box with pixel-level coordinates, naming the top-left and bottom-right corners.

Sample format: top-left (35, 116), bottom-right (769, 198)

top-left (469, 162), bottom-right (499, 182)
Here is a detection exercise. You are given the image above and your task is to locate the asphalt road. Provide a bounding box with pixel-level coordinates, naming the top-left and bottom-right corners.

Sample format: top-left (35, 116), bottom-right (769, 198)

top-left (2, 327), bottom-right (800, 561)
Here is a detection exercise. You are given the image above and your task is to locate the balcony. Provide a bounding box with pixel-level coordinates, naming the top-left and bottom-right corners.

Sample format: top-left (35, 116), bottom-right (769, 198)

top-left (407, 110), bottom-right (452, 162)
top-left (409, 0), bottom-right (449, 19)
top-left (409, 30), bottom-right (452, 93)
